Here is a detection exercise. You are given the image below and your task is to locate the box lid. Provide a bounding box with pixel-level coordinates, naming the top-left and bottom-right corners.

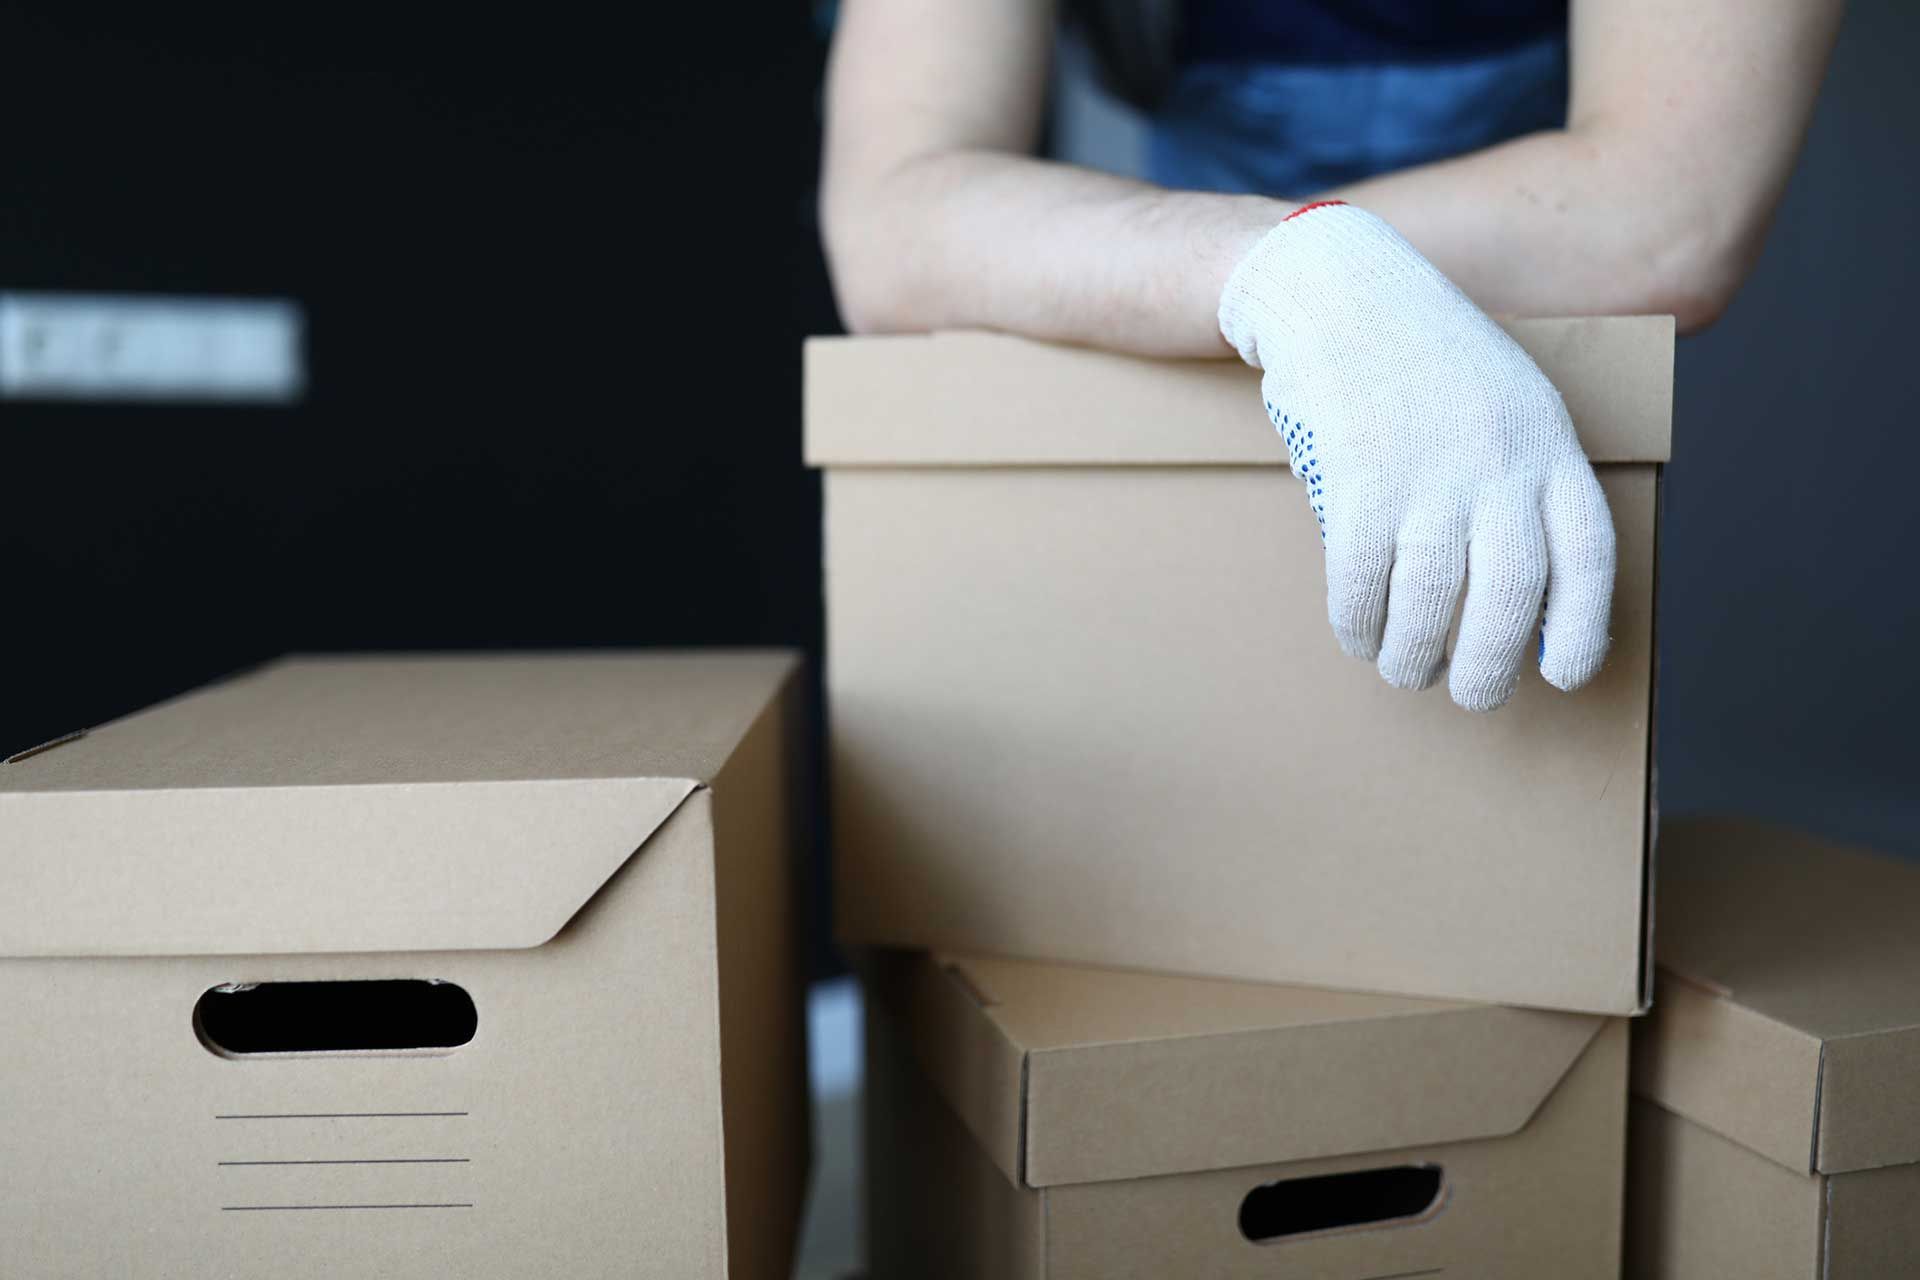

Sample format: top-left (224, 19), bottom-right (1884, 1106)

top-left (0, 651), bottom-right (797, 958)
top-left (805, 316), bottom-right (1673, 468)
top-left (1634, 817), bottom-right (1920, 1175)
top-left (867, 948), bottom-right (1604, 1190)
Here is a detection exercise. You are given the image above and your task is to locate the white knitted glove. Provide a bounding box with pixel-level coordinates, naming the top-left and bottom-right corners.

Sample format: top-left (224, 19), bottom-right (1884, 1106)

top-left (1218, 201), bottom-right (1616, 712)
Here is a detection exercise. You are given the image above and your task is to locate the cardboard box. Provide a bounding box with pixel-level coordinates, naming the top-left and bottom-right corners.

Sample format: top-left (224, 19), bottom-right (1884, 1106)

top-left (808, 317), bottom-right (1672, 1014)
top-left (1627, 817), bottom-right (1920, 1278)
top-left (864, 948), bottom-right (1628, 1279)
top-left (0, 652), bottom-right (809, 1279)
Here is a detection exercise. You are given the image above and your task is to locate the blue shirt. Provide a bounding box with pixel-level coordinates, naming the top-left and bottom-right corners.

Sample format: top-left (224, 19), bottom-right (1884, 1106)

top-left (1146, 1), bottom-right (1570, 196)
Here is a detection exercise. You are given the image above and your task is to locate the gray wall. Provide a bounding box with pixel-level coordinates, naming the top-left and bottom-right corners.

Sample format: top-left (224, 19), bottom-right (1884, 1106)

top-left (1660, 0), bottom-right (1920, 857)
top-left (1055, 0), bottom-right (1920, 857)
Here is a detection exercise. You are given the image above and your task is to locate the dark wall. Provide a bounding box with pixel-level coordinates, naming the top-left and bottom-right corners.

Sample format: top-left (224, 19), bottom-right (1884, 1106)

top-left (1656, 0), bottom-right (1920, 857)
top-left (0, 4), bottom-right (833, 739)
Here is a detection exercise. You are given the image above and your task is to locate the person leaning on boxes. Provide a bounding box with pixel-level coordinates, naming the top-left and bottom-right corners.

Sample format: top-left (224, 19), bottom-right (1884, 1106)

top-left (820, 0), bottom-right (1842, 711)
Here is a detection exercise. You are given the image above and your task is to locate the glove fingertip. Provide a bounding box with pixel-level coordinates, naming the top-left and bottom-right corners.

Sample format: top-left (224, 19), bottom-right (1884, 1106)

top-left (1539, 626), bottom-right (1610, 692)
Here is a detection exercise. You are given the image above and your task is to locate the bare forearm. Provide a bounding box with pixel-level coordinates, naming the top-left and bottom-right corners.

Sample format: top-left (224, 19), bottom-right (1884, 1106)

top-left (826, 149), bottom-right (1285, 357)
top-left (821, 0), bottom-right (1265, 356)
top-left (1338, 128), bottom-right (1746, 335)
top-left (1349, 0), bottom-right (1843, 333)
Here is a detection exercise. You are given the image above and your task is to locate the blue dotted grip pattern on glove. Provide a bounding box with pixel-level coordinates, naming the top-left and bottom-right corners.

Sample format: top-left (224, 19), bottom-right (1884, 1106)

top-left (1267, 401), bottom-right (1327, 542)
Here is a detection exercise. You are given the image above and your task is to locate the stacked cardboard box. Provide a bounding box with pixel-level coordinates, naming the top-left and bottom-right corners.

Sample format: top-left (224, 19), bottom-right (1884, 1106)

top-left (809, 320), bottom-right (1673, 1275)
top-left (809, 320), bottom-right (1670, 1010)
top-left (0, 653), bottom-right (810, 1279)
top-left (863, 949), bottom-right (1628, 1278)
top-left (1629, 818), bottom-right (1920, 1278)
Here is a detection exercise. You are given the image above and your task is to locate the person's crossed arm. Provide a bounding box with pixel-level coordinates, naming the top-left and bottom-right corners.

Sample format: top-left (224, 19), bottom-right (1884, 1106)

top-left (821, 0), bottom-right (1842, 711)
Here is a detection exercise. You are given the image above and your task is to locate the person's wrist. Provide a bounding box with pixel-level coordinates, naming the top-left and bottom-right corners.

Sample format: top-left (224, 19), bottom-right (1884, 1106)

top-left (1211, 196), bottom-right (1310, 356)
top-left (1212, 196), bottom-right (1299, 284)
top-left (1219, 200), bottom-right (1394, 363)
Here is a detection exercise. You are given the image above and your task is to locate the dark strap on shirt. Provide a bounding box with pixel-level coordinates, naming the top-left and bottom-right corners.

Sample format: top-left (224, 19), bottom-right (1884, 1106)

top-left (1183, 0), bottom-right (1569, 66)
top-left (1068, 0), bottom-right (1569, 109)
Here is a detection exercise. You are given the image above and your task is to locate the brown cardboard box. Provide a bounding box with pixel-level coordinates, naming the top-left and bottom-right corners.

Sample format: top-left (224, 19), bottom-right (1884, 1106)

top-left (808, 317), bottom-right (1672, 1014)
top-left (0, 652), bottom-right (808, 1279)
top-left (864, 948), bottom-right (1628, 1280)
top-left (1627, 817), bottom-right (1920, 1278)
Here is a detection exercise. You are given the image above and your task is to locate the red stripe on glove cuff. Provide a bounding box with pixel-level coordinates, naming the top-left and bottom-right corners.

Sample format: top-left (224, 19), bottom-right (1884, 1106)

top-left (1283, 200), bottom-right (1348, 222)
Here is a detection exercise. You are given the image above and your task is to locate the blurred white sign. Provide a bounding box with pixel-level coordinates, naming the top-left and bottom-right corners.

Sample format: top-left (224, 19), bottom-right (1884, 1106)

top-left (0, 292), bottom-right (303, 403)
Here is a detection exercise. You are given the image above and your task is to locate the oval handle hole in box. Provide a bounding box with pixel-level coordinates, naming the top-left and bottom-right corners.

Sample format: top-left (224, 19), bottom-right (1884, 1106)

top-left (1239, 1163), bottom-right (1445, 1243)
top-left (195, 979), bottom-right (477, 1056)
